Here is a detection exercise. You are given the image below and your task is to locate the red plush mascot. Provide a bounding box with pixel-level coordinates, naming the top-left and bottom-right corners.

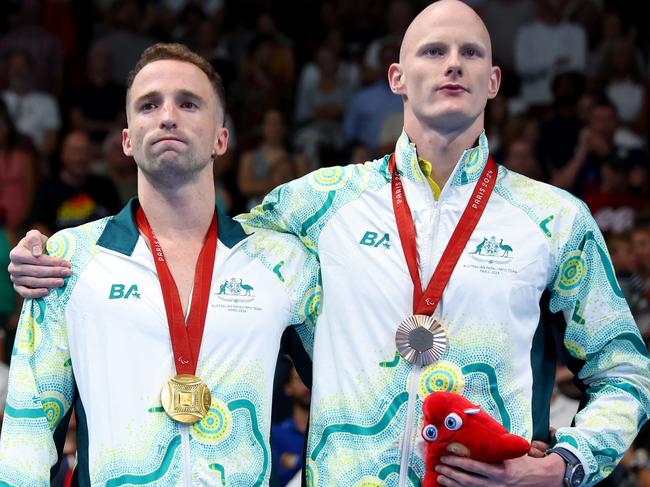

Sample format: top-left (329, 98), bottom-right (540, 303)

top-left (421, 392), bottom-right (531, 487)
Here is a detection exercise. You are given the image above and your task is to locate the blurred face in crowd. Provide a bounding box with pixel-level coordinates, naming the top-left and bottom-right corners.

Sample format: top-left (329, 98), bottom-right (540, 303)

top-left (600, 162), bottom-right (627, 194)
top-left (611, 42), bottom-right (636, 78)
top-left (7, 52), bottom-right (33, 92)
top-left (589, 105), bottom-right (618, 141)
top-left (387, 0), bottom-right (413, 36)
top-left (88, 43), bottom-right (113, 83)
top-left (389, 0), bottom-right (500, 134)
top-left (506, 139), bottom-right (541, 180)
top-left (535, 0), bottom-right (567, 22)
top-left (105, 131), bottom-right (134, 172)
top-left (609, 238), bottom-right (636, 274)
top-left (122, 60), bottom-right (228, 186)
top-left (316, 47), bottom-right (338, 78)
top-left (576, 94), bottom-right (595, 124)
top-left (261, 110), bottom-right (285, 145)
top-left (61, 131), bottom-right (92, 179)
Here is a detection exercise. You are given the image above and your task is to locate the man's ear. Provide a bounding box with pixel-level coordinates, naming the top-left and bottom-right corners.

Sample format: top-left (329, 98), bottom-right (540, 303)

top-left (122, 128), bottom-right (133, 157)
top-left (213, 126), bottom-right (229, 157)
top-left (487, 65), bottom-right (501, 100)
top-left (388, 63), bottom-right (406, 95)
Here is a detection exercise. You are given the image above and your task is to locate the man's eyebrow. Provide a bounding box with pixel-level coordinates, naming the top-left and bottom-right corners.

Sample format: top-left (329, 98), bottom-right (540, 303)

top-left (460, 41), bottom-right (486, 53)
top-left (177, 90), bottom-right (206, 104)
top-left (132, 90), bottom-right (206, 106)
top-left (132, 91), bottom-right (160, 106)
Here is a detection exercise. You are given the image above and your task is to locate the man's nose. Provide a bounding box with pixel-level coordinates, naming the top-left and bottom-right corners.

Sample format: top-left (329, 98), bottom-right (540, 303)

top-left (445, 52), bottom-right (463, 77)
top-left (159, 102), bottom-right (178, 129)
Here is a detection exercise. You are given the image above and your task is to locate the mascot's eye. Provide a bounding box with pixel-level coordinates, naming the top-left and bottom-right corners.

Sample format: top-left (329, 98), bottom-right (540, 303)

top-left (444, 413), bottom-right (463, 431)
top-left (422, 424), bottom-right (438, 441)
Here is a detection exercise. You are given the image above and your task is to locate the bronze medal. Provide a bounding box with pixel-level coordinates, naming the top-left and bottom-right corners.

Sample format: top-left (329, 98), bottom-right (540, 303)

top-left (161, 374), bottom-right (212, 424)
top-left (395, 315), bottom-right (447, 366)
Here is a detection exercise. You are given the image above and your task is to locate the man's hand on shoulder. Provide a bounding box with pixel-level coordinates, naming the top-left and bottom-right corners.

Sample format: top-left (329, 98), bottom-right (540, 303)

top-left (435, 451), bottom-right (565, 487)
top-left (8, 229), bottom-right (71, 298)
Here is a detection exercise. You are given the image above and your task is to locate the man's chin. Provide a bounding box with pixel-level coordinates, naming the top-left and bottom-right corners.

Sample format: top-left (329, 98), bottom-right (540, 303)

top-left (424, 110), bottom-right (477, 133)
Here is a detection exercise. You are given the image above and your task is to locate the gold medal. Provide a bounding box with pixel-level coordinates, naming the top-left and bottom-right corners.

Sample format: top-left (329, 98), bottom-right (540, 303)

top-left (395, 315), bottom-right (447, 366)
top-left (161, 374), bottom-right (212, 424)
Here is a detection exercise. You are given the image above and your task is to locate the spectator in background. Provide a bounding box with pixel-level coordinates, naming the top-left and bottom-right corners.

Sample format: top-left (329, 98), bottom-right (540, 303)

top-left (171, 2), bottom-right (206, 45)
top-left (294, 46), bottom-right (351, 170)
top-left (629, 159), bottom-right (650, 200)
top-left (29, 130), bottom-right (121, 234)
top-left (607, 232), bottom-right (646, 321)
top-left (233, 33), bottom-right (293, 147)
top-left (68, 42), bottom-right (126, 146)
top-left (588, 11), bottom-right (642, 80)
top-left (97, 0), bottom-right (158, 84)
top-left (191, 18), bottom-right (235, 89)
top-left (343, 41), bottom-right (402, 156)
top-left (484, 93), bottom-right (510, 155)
top-left (344, 140), bottom-right (370, 166)
top-left (1, 50), bottom-right (61, 158)
top-left (0, 99), bottom-right (37, 232)
top-left (537, 72), bottom-right (585, 178)
top-left (255, 13), bottom-right (296, 89)
top-left (514, 0), bottom-right (587, 108)
top-left (504, 137), bottom-right (543, 181)
top-left (271, 366), bottom-right (310, 487)
top-left (362, 0), bottom-right (413, 82)
top-left (583, 157), bottom-right (647, 234)
top-left (298, 29), bottom-right (360, 105)
top-left (478, 0), bottom-right (534, 70)
top-left (595, 40), bottom-right (649, 140)
top-left (101, 130), bottom-right (137, 206)
top-left (0, 0), bottom-right (64, 94)
top-left (551, 99), bottom-right (648, 198)
top-left (238, 110), bottom-right (305, 209)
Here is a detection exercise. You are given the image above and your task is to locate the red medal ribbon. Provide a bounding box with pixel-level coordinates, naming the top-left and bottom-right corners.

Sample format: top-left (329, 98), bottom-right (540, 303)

top-left (390, 151), bottom-right (498, 315)
top-left (136, 207), bottom-right (217, 375)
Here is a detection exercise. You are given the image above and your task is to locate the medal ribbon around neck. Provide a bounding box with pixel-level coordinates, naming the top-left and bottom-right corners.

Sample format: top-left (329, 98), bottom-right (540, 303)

top-left (136, 206), bottom-right (217, 376)
top-left (390, 151), bottom-right (497, 365)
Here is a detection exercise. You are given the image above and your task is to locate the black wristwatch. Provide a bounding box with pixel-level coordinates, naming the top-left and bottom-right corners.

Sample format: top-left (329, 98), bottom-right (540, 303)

top-left (547, 447), bottom-right (586, 487)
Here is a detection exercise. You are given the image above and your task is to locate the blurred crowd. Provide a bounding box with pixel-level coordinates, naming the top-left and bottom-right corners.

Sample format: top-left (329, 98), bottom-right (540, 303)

top-left (0, 0), bottom-right (649, 485)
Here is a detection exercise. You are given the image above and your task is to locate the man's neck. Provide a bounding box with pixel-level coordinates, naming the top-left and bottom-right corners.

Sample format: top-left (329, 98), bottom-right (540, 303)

top-left (137, 170), bottom-right (216, 242)
top-left (404, 115), bottom-right (484, 188)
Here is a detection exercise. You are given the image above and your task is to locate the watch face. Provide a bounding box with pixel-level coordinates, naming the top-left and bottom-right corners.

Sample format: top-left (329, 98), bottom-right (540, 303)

top-left (568, 464), bottom-right (585, 486)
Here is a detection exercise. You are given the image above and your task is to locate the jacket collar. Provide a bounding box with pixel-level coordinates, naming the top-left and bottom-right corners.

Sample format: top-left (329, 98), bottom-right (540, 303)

top-left (383, 129), bottom-right (491, 188)
top-left (96, 198), bottom-right (248, 256)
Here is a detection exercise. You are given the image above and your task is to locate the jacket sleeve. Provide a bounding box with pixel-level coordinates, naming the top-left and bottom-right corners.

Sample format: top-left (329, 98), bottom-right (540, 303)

top-left (282, 234), bottom-right (322, 388)
top-left (548, 201), bottom-right (650, 486)
top-left (0, 290), bottom-right (74, 486)
top-left (236, 166), bottom-right (350, 255)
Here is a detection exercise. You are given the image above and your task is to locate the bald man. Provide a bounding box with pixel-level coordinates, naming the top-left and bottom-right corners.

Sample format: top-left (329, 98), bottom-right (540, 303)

top-left (8, 1), bottom-right (650, 486)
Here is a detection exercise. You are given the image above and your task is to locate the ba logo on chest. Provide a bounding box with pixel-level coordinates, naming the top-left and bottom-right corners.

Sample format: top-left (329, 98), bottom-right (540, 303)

top-left (359, 231), bottom-right (391, 249)
top-left (109, 284), bottom-right (141, 300)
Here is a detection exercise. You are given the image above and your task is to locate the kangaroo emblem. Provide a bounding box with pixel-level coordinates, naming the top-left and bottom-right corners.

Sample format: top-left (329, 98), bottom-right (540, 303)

top-left (471, 237), bottom-right (488, 255)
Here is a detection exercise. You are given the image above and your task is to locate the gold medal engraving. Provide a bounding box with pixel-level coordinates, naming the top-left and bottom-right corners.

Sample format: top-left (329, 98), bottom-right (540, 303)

top-left (161, 374), bottom-right (212, 424)
top-left (395, 315), bottom-right (447, 366)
